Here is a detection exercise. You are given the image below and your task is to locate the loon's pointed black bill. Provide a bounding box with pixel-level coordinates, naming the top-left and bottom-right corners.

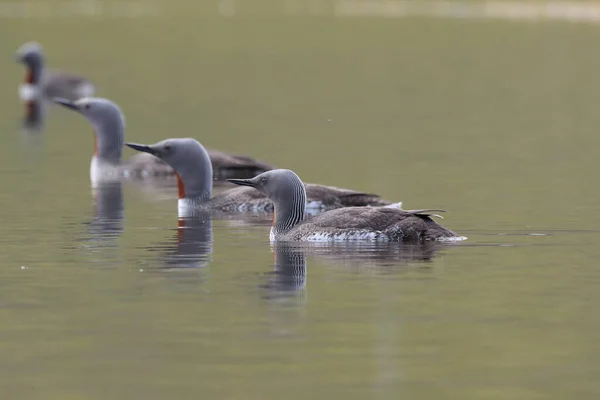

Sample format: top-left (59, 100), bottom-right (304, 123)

top-left (53, 98), bottom-right (79, 111)
top-left (227, 178), bottom-right (255, 187)
top-left (125, 143), bottom-right (157, 155)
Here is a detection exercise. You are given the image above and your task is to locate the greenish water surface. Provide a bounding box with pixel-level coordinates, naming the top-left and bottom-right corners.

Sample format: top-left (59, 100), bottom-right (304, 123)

top-left (0, 3), bottom-right (599, 399)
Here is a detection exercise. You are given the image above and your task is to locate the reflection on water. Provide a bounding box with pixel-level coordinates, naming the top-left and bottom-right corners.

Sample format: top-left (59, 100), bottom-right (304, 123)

top-left (260, 243), bottom-right (307, 301)
top-left (21, 99), bottom-right (46, 132)
top-left (305, 241), bottom-right (448, 269)
top-left (63, 182), bottom-right (125, 266)
top-left (152, 213), bottom-right (213, 270)
top-left (88, 183), bottom-right (125, 237)
top-left (4, 8), bottom-right (600, 399)
top-left (259, 243), bottom-right (308, 341)
top-left (259, 241), bottom-right (449, 303)
top-left (79, 182), bottom-right (124, 251)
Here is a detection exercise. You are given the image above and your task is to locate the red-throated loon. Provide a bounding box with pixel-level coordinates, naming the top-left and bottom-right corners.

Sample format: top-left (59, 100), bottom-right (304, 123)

top-left (54, 97), bottom-right (275, 186)
top-left (125, 138), bottom-right (397, 217)
top-left (228, 169), bottom-right (466, 243)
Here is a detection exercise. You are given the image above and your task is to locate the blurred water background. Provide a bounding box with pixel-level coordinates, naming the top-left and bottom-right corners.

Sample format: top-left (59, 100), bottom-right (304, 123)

top-left (0, 1), bottom-right (600, 399)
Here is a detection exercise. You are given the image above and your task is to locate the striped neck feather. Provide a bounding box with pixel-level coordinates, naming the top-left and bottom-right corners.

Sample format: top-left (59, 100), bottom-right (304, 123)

top-left (273, 178), bottom-right (306, 235)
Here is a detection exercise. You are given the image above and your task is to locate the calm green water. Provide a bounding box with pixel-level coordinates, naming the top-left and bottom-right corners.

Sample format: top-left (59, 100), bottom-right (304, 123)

top-left (1, 2), bottom-right (600, 399)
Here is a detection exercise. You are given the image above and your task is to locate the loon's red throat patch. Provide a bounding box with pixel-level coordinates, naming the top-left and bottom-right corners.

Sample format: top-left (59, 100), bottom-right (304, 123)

top-left (176, 173), bottom-right (186, 199)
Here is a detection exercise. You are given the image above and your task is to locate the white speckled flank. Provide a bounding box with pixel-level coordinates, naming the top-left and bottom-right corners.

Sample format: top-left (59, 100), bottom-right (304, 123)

top-left (291, 230), bottom-right (389, 242)
top-left (437, 236), bottom-right (468, 242)
top-left (305, 200), bottom-right (326, 211)
top-left (231, 203), bottom-right (273, 213)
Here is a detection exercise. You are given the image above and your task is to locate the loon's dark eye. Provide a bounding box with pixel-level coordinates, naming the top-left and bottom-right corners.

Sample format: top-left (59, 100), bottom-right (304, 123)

top-left (164, 145), bottom-right (172, 151)
top-left (83, 104), bottom-right (91, 110)
top-left (260, 177), bottom-right (267, 183)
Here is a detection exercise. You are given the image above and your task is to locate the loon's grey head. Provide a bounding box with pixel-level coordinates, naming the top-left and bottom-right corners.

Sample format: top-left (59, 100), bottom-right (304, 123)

top-left (229, 169), bottom-right (307, 235)
top-left (55, 97), bottom-right (124, 127)
top-left (126, 138), bottom-right (213, 200)
top-left (15, 42), bottom-right (44, 68)
top-left (54, 97), bottom-right (125, 163)
top-left (228, 169), bottom-right (305, 204)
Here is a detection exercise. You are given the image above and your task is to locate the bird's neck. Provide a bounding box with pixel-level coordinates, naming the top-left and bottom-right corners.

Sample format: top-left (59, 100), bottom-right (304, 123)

top-left (272, 185), bottom-right (306, 238)
top-left (20, 64), bottom-right (43, 109)
top-left (24, 63), bottom-right (43, 85)
top-left (177, 180), bottom-right (212, 204)
top-left (93, 121), bottom-right (123, 165)
top-left (175, 147), bottom-right (214, 208)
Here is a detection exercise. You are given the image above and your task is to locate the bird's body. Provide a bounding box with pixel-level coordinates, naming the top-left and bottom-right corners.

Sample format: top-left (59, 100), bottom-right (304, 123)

top-left (16, 42), bottom-right (94, 103)
top-left (228, 169), bottom-right (465, 243)
top-left (208, 184), bottom-right (391, 213)
top-left (175, 184), bottom-right (390, 215)
top-left (35, 70), bottom-right (94, 101)
top-left (125, 139), bottom-right (396, 217)
top-left (123, 150), bottom-right (274, 180)
top-left (54, 97), bottom-right (274, 186)
top-left (269, 206), bottom-right (458, 242)
top-left (208, 151), bottom-right (275, 180)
